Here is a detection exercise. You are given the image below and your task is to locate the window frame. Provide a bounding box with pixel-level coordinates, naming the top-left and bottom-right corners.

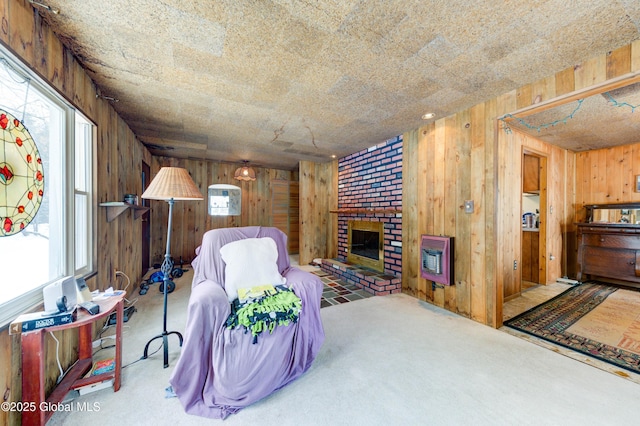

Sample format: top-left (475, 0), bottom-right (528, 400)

top-left (0, 45), bottom-right (96, 328)
top-left (74, 112), bottom-right (97, 277)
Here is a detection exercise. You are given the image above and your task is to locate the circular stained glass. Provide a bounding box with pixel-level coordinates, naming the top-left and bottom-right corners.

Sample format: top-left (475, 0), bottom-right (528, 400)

top-left (0, 109), bottom-right (44, 236)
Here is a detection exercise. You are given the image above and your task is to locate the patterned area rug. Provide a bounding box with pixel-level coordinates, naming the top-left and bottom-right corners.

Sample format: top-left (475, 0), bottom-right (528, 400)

top-left (505, 282), bottom-right (640, 374)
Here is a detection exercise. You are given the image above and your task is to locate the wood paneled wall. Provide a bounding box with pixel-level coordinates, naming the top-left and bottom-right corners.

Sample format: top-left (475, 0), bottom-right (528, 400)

top-left (575, 143), bottom-right (640, 218)
top-left (402, 104), bottom-right (497, 324)
top-left (149, 157), bottom-right (298, 265)
top-left (299, 160), bottom-right (338, 265)
top-left (401, 41), bottom-right (640, 327)
top-left (1, 2), bottom-right (151, 423)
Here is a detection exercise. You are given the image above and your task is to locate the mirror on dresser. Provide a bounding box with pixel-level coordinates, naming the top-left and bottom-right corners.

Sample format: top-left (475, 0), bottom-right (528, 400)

top-left (585, 202), bottom-right (640, 224)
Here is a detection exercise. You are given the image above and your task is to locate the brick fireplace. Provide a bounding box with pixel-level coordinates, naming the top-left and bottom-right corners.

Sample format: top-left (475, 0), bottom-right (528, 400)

top-left (320, 136), bottom-right (402, 295)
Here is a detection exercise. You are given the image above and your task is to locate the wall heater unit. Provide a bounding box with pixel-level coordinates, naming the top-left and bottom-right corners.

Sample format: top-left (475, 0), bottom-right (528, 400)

top-left (420, 235), bottom-right (453, 285)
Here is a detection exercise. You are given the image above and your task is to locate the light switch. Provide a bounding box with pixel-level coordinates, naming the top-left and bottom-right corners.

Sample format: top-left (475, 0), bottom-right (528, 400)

top-left (464, 200), bottom-right (474, 214)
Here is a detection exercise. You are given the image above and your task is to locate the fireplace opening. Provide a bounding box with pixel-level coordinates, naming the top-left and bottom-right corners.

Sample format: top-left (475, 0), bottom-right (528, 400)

top-left (347, 221), bottom-right (384, 272)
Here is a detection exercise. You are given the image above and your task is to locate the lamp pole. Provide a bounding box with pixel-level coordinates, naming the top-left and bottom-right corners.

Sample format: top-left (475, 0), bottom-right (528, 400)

top-left (140, 166), bottom-right (202, 368)
top-left (142, 198), bottom-right (183, 368)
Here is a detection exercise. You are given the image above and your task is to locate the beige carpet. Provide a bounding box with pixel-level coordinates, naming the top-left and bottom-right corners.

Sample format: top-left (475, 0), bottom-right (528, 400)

top-left (47, 270), bottom-right (640, 425)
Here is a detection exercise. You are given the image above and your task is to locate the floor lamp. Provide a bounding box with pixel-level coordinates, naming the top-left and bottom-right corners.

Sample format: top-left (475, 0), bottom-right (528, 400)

top-left (141, 167), bottom-right (202, 368)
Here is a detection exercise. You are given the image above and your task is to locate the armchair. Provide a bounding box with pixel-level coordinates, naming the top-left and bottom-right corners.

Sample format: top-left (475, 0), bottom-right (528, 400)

top-left (168, 226), bottom-right (325, 419)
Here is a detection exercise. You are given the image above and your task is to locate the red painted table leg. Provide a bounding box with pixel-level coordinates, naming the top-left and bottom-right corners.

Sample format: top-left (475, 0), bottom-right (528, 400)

top-left (21, 330), bottom-right (46, 426)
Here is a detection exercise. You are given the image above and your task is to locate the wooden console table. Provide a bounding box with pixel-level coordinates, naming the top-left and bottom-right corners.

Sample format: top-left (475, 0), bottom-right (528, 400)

top-left (21, 292), bottom-right (124, 425)
top-left (577, 223), bottom-right (640, 285)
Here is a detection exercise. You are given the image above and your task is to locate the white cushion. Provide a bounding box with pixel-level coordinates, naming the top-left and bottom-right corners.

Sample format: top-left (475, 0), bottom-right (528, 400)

top-left (219, 237), bottom-right (286, 302)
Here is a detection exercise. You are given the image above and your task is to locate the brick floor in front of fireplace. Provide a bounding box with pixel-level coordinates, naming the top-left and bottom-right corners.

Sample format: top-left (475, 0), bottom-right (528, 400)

top-left (311, 269), bottom-right (375, 308)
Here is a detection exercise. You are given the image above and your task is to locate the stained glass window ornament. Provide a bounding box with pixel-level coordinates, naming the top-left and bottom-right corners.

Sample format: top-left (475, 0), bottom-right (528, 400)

top-left (0, 109), bottom-right (44, 236)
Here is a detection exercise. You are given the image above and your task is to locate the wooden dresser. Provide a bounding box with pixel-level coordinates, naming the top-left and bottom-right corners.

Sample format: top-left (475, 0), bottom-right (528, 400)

top-left (577, 223), bottom-right (640, 285)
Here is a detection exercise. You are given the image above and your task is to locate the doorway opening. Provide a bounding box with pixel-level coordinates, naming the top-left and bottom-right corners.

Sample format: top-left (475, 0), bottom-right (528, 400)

top-left (521, 150), bottom-right (547, 294)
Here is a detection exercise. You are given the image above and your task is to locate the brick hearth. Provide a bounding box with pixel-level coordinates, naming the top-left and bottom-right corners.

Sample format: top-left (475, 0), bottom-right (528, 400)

top-left (320, 258), bottom-right (401, 295)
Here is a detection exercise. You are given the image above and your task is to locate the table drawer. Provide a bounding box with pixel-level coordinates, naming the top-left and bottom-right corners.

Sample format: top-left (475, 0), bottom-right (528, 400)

top-left (581, 233), bottom-right (640, 250)
top-left (582, 246), bottom-right (640, 281)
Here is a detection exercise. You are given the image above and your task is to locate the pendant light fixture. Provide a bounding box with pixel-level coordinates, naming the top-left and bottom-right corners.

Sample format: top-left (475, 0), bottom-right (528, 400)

top-left (234, 160), bottom-right (256, 181)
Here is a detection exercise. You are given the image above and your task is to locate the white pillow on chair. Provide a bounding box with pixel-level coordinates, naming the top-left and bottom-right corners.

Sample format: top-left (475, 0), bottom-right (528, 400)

top-left (220, 237), bottom-right (287, 302)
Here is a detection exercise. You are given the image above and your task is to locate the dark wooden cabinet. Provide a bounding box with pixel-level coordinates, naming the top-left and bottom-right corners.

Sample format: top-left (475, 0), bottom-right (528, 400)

top-left (523, 154), bottom-right (540, 193)
top-left (577, 223), bottom-right (640, 284)
top-left (522, 230), bottom-right (539, 283)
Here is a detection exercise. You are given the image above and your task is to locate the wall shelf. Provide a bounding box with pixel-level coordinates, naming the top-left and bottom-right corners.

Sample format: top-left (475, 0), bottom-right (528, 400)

top-left (100, 202), bottom-right (149, 222)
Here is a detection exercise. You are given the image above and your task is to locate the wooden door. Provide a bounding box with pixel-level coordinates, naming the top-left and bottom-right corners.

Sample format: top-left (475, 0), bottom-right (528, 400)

top-left (270, 180), bottom-right (299, 254)
top-left (289, 181), bottom-right (299, 254)
top-left (271, 180), bottom-right (291, 251)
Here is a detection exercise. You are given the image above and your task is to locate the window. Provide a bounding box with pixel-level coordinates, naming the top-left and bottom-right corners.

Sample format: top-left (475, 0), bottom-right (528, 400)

top-left (0, 47), bottom-right (95, 327)
top-left (74, 113), bottom-right (95, 276)
top-left (208, 184), bottom-right (241, 216)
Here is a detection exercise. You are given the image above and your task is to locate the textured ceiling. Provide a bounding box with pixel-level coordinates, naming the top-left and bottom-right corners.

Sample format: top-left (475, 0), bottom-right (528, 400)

top-left (36, 0), bottom-right (640, 170)
top-left (507, 81), bottom-right (640, 151)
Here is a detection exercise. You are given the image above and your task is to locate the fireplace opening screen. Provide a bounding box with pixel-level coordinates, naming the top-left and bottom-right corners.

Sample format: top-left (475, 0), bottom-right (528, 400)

top-left (351, 230), bottom-right (380, 260)
top-left (347, 220), bottom-right (384, 272)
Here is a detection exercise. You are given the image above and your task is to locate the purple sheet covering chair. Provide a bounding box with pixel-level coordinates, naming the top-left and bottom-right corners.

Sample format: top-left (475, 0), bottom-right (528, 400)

top-left (168, 226), bottom-right (325, 419)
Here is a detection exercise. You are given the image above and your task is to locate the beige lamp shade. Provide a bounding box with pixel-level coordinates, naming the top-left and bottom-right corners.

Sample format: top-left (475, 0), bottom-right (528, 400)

top-left (141, 167), bottom-right (203, 200)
